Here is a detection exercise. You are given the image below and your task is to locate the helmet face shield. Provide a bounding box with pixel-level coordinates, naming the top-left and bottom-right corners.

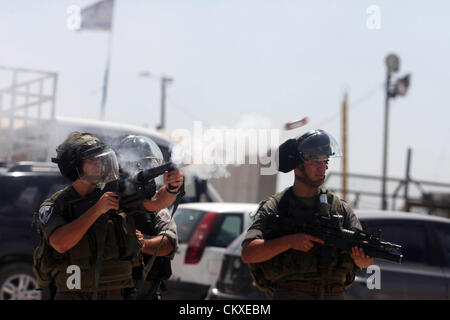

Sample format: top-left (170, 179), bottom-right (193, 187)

top-left (116, 135), bottom-right (165, 175)
top-left (79, 148), bottom-right (119, 189)
top-left (136, 157), bottom-right (164, 170)
top-left (276, 129), bottom-right (342, 173)
top-left (298, 129), bottom-right (342, 162)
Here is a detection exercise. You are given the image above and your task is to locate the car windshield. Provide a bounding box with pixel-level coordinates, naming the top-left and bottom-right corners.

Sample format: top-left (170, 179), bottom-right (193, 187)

top-left (173, 208), bottom-right (206, 243)
top-left (0, 175), bottom-right (69, 217)
top-left (0, 176), bottom-right (43, 215)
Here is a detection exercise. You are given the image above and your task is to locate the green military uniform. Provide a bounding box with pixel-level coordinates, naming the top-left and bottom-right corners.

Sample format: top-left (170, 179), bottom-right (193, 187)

top-left (34, 185), bottom-right (141, 300)
top-left (243, 187), bottom-right (362, 300)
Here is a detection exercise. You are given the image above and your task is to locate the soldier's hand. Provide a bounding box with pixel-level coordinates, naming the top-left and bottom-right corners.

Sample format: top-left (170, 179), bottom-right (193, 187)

top-left (164, 170), bottom-right (184, 192)
top-left (351, 246), bottom-right (374, 268)
top-left (95, 192), bottom-right (119, 215)
top-left (290, 233), bottom-right (325, 252)
top-left (136, 229), bottom-right (145, 247)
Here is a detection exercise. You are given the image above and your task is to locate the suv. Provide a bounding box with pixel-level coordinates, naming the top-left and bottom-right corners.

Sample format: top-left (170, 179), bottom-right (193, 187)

top-left (0, 162), bottom-right (68, 300)
top-left (206, 210), bottom-right (450, 300)
top-left (164, 202), bottom-right (258, 300)
top-left (0, 161), bottom-right (222, 300)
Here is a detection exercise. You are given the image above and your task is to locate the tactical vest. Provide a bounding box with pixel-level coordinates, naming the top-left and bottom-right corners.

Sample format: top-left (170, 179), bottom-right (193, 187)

top-left (33, 186), bottom-right (143, 292)
top-left (247, 187), bottom-right (357, 298)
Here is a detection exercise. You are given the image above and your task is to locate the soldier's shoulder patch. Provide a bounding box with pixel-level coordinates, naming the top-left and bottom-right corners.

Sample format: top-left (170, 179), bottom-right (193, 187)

top-left (38, 205), bottom-right (54, 225)
top-left (250, 199), bottom-right (269, 218)
top-left (157, 208), bottom-right (171, 222)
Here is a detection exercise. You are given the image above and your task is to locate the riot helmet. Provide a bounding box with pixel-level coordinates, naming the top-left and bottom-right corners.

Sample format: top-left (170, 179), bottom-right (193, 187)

top-left (51, 132), bottom-right (120, 188)
top-left (116, 135), bottom-right (165, 175)
top-left (277, 129), bottom-right (342, 173)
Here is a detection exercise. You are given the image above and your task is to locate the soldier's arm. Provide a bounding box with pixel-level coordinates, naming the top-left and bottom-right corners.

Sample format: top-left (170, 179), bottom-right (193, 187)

top-left (49, 192), bottom-right (118, 253)
top-left (241, 236), bottom-right (293, 263)
top-left (137, 209), bottom-right (178, 258)
top-left (242, 233), bottom-right (324, 263)
top-left (341, 201), bottom-right (362, 231)
top-left (140, 235), bottom-right (174, 257)
top-left (341, 201), bottom-right (374, 267)
top-left (142, 171), bottom-right (184, 212)
top-left (241, 202), bottom-right (323, 263)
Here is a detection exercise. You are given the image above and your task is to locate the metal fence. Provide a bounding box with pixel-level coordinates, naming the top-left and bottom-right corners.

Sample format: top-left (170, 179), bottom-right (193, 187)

top-left (0, 66), bottom-right (58, 162)
top-left (325, 171), bottom-right (450, 217)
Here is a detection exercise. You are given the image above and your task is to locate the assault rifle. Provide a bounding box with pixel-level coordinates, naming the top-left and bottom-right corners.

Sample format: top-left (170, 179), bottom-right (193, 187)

top-left (67, 161), bottom-right (181, 220)
top-left (267, 213), bottom-right (404, 264)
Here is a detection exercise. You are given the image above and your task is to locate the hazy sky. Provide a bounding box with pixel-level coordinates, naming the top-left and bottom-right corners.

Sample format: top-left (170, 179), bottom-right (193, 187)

top-left (1, 0), bottom-right (450, 209)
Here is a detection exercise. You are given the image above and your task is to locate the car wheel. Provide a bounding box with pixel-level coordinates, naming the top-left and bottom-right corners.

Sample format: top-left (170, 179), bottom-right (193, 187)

top-left (0, 262), bottom-right (48, 300)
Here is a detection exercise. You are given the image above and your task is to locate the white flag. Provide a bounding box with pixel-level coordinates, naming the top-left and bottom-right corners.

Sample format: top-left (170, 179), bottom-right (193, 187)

top-left (80, 0), bottom-right (115, 31)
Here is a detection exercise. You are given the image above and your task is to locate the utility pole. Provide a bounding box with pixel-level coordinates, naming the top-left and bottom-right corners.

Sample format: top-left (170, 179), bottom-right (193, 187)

top-left (403, 147), bottom-right (412, 211)
top-left (158, 76), bottom-right (173, 130)
top-left (138, 71), bottom-right (173, 130)
top-left (341, 92), bottom-right (348, 202)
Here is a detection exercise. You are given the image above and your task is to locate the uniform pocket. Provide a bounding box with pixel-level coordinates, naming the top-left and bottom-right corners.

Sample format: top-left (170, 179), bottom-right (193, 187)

top-left (68, 234), bottom-right (93, 268)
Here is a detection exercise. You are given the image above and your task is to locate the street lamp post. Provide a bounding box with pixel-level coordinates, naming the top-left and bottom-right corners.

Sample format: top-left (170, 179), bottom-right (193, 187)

top-left (138, 71), bottom-right (173, 130)
top-left (381, 54), bottom-right (411, 210)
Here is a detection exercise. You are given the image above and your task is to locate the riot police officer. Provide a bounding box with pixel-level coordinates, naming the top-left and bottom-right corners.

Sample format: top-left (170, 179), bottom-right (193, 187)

top-left (241, 129), bottom-right (373, 300)
top-left (115, 135), bottom-right (183, 300)
top-left (34, 132), bottom-right (131, 299)
top-left (33, 132), bottom-right (182, 300)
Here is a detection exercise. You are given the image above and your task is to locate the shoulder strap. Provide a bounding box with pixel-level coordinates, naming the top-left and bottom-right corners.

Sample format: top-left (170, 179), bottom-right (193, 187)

top-left (271, 187), bottom-right (292, 217)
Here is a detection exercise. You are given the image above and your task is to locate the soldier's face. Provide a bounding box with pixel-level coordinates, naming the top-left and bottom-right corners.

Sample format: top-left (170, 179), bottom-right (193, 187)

top-left (81, 157), bottom-right (103, 182)
top-left (304, 156), bottom-right (328, 176)
top-left (297, 156), bottom-right (329, 187)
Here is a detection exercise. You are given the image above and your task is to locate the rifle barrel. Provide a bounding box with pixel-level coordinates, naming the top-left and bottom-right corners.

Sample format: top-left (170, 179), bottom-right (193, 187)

top-left (137, 162), bottom-right (177, 182)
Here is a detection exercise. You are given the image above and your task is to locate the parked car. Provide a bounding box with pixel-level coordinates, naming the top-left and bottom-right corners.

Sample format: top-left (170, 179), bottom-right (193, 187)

top-left (0, 162), bottom-right (67, 300)
top-left (207, 232), bottom-right (268, 300)
top-left (164, 202), bottom-right (258, 300)
top-left (0, 161), bottom-right (222, 300)
top-left (206, 210), bottom-right (450, 300)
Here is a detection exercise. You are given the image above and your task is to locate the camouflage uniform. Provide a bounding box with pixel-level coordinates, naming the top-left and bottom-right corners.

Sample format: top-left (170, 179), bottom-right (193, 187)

top-left (244, 187), bottom-right (362, 300)
top-left (33, 132), bottom-right (140, 300)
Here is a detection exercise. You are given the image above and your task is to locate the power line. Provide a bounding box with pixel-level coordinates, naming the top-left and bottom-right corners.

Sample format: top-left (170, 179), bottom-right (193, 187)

top-left (310, 83), bottom-right (383, 129)
top-left (166, 95), bottom-right (213, 128)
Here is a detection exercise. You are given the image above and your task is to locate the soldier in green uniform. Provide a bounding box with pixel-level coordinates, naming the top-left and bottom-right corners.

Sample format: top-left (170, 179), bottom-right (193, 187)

top-left (115, 135), bottom-right (181, 300)
top-left (241, 129), bottom-right (373, 300)
top-left (33, 132), bottom-right (183, 300)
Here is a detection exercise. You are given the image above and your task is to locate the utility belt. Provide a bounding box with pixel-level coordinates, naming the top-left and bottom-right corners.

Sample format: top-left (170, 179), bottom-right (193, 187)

top-left (275, 280), bottom-right (346, 295)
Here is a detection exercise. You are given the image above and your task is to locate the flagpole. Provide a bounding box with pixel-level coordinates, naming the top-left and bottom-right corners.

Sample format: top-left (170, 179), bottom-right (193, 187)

top-left (99, 1), bottom-right (114, 121)
top-left (100, 31), bottom-right (113, 121)
top-left (77, 0), bottom-right (115, 121)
